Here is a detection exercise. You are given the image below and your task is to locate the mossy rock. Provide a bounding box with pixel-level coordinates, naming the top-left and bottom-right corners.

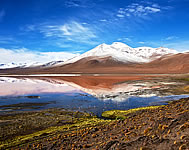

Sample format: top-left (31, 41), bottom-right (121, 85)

top-left (102, 105), bottom-right (162, 120)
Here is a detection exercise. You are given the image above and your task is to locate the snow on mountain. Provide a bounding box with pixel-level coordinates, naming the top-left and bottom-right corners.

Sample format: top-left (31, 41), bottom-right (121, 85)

top-left (0, 63), bottom-right (25, 69)
top-left (63, 42), bottom-right (177, 65)
top-left (41, 61), bottom-right (64, 67)
top-left (0, 61), bottom-right (64, 69)
top-left (134, 47), bottom-right (177, 59)
top-left (0, 62), bottom-right (42, 69)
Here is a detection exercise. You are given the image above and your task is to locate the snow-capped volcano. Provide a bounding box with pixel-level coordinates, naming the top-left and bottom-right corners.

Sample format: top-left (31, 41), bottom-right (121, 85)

top-left (63, 42), bottom-right (177, 65)
top-left (0, 42), bottom-right (178, 70)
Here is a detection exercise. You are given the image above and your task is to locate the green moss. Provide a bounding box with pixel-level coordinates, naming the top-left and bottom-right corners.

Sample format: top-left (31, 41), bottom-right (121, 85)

top-left (102, 105), bottom-right (163, 120)
top-left (176, 77), bottom-right (189, 82)
top-left (0, 117), bottom-right (111, 149)
top-left (183, 78), bottom-right (189, 81)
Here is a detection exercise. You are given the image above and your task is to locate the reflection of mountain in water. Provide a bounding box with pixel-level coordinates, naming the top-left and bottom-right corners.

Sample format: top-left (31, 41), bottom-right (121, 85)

top-left (0, 77), bottom-right (80, 96)
top-left (1, 76), bottom-right (188, 116)
top-left (39, 76), bottom-right (183, 102)
top-left (64, 82), bottom-right (160, 102)
top-left (0, 76), bottom-right (186, 102)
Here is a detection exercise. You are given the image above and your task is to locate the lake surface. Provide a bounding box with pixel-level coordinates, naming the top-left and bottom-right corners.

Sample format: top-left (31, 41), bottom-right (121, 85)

top-left (0, 76), bottom-right (188, 116)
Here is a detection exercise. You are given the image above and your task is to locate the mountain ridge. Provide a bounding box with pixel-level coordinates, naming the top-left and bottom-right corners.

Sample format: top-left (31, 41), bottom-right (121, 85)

top-left (1, 42), bottom-right (189, 74)
top-left (0, 42), bottom-right (178, 69)
top-left (60, 42), bottom-right (177, 66)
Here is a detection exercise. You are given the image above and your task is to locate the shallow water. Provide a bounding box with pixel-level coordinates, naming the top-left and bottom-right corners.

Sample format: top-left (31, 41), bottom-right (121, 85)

top-left (0, 76), bottom-right (188, 116)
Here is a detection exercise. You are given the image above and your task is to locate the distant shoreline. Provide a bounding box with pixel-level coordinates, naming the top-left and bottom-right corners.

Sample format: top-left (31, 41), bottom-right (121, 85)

top-left (0, 73), bottom-right (189, 77)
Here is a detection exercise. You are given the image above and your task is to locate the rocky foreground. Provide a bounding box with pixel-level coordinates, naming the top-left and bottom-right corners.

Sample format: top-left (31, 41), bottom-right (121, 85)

top-left (0, 98), bottom-right (188, 150)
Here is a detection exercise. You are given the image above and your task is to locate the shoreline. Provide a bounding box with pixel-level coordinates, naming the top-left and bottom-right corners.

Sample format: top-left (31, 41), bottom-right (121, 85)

top-left (0, 73), bottom-right (189, 77)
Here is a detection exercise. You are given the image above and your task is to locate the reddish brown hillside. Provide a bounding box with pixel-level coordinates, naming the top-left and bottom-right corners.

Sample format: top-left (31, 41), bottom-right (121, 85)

top-left (0, 53), bottom-right (189, 74)
top-left (45, 53), bottom-right (189, 74)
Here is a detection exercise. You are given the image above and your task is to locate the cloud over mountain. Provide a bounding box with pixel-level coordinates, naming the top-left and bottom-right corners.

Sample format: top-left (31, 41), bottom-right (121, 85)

top-left (0, 48), bottom-right (79, 64)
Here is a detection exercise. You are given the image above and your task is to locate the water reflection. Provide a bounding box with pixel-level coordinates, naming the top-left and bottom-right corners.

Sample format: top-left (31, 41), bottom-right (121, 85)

top-left (0, 76), bottom-right (188, 116)
top-left (0, 77), bottom-right (80, 96)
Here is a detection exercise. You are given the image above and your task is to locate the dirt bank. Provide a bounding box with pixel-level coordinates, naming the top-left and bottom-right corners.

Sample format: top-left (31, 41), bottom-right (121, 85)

top-left (0, 97), bottom-right (187, 150)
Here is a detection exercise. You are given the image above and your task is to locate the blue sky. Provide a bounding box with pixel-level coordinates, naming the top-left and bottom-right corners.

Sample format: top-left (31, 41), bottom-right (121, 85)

top-left (0, 0), bottom-right (189, 63)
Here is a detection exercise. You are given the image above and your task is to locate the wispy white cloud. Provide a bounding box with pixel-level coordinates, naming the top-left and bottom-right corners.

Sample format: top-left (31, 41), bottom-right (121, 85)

top-left (99, 19), bottom-right (108, 22)
top-left (39, 21), bottom-right (98, 45)
top-left (117, 37), bottom-right (132, 42)
top-left (0, 48), bottom-right (79, 64)
top-left (0, 36), bottom-right (17, 44)
top-left (162, 40), bottom-right (189, 51)
top-left (65, 0), bottom-right (81, 7)
top-left (82, 22), bottom-right (88, 25)
top-left (117, 3), bottom-right (162, 18)
top-left (164, 36), bottom-right (178, 40)
top-left (25, 25), bottom-right (36, 31)
top-left (116, 14), bottom-right (125, 18)
top-left (135, 40), bottom-right (189, 52)
top-left (64, 0), bottom-right (95, 8)
top-left (0, 10), bottom-right (5, 22)
top-left (138, 41), bottom-right (145, 44)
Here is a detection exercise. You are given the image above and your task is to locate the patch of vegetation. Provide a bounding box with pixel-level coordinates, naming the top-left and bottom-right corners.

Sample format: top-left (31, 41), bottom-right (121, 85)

top-left (0, 109), bottom-right (110, 149)
top-left (183, 78), bottom-right (189, 81)
top-left (101, 105), bottom-right (163, 120)
top-left (176, 77), bottom-right (189, 82)
top-left (1, 98), bottom-right (189, 150)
